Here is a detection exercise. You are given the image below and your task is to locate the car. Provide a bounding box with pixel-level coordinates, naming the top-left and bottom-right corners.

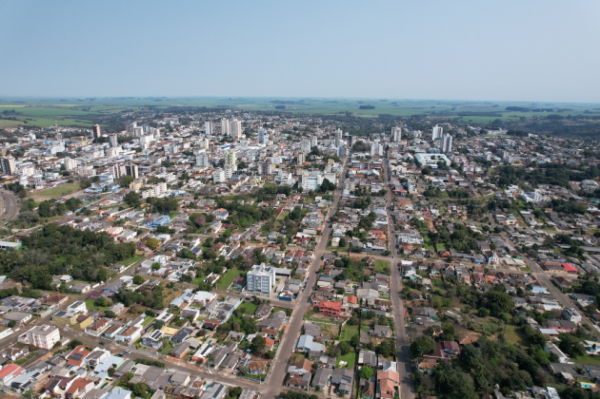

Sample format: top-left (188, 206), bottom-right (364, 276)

top-left (245, 297), bottom-right (251, 301)
top-left (99, 342), bottom-right (105, 346)
top-left (119, 352), bottom-right (125, 356)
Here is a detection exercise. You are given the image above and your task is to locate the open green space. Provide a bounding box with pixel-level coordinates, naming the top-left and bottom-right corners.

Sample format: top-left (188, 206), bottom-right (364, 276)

top-left (85, 299), bottom-right (109, 312)
top-left (277, 211), bottom-right (289, 220)
top-left (237, 302), bottom-right (258, 315)
top-left (340, 324), bottom-right (358, 343)
top-left (142, 316), bottom-right (156, 327)
top-left (503, 325), bottom-right (524, 345)
top-left (374, 259), bottom-right (390, 274)
top-left (337, 351), bottom-right (356, 369)
top-left (572, 355), bottom-right (600, 365)
top-left (161, 341), bottom-right (173, 355)
top-left (118, 254), bottom-right (144, 268)
top-left (216, 267), bottom-right (241, 290)
top-left (36, 183), bottom-right (81, 199)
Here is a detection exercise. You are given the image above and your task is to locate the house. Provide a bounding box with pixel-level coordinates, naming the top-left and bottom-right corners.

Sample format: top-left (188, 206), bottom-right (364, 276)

top-left (255, 303), bottom-right (273, 318)
top-left (67, 345), bottom-right (91, 366)
top-left (142, 330), bottom-right (164, 349)
top-left (103, 387), bottom-right (133, 399)
top-left (288, 358), bottom-right (314, 375)
top-left (436, 341), bottom-right (460, 358)
top-left (416, 358), bottom-right (438, 374)
top-left (563, 308), bottom-right (582, 323)
top-left (369, 325), bottom-right (392, 338)
top-left (200, 383), bottom-right (227, 399)
top-left (317, 301), bottom-right (342, 316)
top-left (286, 373), bottom-right (312, 390)
top-left (312, 367), bottom-right (333, 390)
top-left (378, 370), bottom-right (400, 398)
top-left (331, 368), bottom-right (353, 394)
top-left (296, 335), bottom-right (325, 353)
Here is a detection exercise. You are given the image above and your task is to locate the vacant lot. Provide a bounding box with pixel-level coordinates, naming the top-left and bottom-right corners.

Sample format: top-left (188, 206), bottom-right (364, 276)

top-left (216, 267), bottom-right (241, 290)
top-left (374, 260), bottom-right (390, 275)
top-left (36, 183), bottom-right (81, 199)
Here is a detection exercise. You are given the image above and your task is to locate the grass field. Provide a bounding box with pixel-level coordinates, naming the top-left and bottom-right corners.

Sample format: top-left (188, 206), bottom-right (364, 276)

top-left (216, 267), bottom-right (241, 290)
top-left (504, 325), bottom-right (524, 345)
top-left (340, 324), bottom-right (358, 343)
top-left (36, 183), bottom-right (81, 199)
top-left (142, 316), bottom-right (156, 327)
top-left (237, 302), bottom-right (258, 315)
top-left (572, 355), bottom-right (600, 365)
top-left (161, 342), bottom-right (173, 355)
top-left (277, 211), bottom-right (289, 220)
top-left (118, 254), bottom-right (144, 268)
top-left (85, 299), bottom-right (109, 312)
top-left (337, 351), bottom-right (357, 369)
top-left (374, 260), bottom-right (390, 275)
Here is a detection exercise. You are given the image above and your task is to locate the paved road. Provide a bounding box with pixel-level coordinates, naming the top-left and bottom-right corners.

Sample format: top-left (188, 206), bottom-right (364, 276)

top-left (384, 157), bottom-right (414, 399)
top-left (261, 155), bottom-right (348, 399)
top-left (0, 189), bottom-right (19, 226)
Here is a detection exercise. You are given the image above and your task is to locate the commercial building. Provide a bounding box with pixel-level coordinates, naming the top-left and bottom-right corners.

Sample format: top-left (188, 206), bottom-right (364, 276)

top-left (246, 263), bottom-right (276, 293)
top-left (17, 325), bottom-right (60, 350)
top-left (301, 171), bottom-right (323, 191)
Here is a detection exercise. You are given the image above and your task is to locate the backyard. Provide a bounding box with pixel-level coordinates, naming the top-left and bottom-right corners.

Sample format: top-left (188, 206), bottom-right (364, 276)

top-left (216, 267), bottom-right (242, 290)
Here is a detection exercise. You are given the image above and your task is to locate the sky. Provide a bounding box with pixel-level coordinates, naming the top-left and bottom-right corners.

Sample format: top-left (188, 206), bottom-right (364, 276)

top-left (1, 0), bottom-right (599, 102)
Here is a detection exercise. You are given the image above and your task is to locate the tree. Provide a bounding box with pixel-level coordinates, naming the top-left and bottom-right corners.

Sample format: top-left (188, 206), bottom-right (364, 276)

top-left (124, 191), bottom-right (141, 208)
top-left (146, 238), bottom-right (160, 250)
top-left (154, 320), bottom-right (165, 330)
top-left (120, 176), bottom-right (135, 188)
top-left (339, 341), bottom-right (352, 355)
top-left (339, 237), bottom-right (347, 247)
top-left (104, 310), bottom-right (115, 318)
top-left (7, 320), bottom-right (16, 328)
top-left (133, 275), bottom-right (145, 285)
top-left (558, 333), bottom-right (585, 357)
top-left (152, 262), bottom-right (161, 270)
top-left (361, 366), bottom-right (374, 379)
top-left (68, 340), bottom-right (83, 350)
top-left (250, 335), bottom-right (267, 356)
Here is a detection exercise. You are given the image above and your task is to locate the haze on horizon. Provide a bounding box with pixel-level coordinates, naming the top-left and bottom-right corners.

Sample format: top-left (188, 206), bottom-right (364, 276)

top-left (1, 0), bottom-right (599, 103)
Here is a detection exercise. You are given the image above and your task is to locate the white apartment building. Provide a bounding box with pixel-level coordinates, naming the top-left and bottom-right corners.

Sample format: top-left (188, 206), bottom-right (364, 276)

top-left (213, 168), bottom-right (226, 183)
top-left (246, 263), bottom-right (276, 293)
top-left (64, 157), bottom-right (78, 171)
top-left (310, 136), bottom-right (318, 148)
top-left (141, 182), bottom-right (168, 199)
top-left (301, 171), bottom-right (323, 191)
top-left (258, 128), bottom-right (268, 145)
top-left (432, 125), bottom-right (443, 140)
top-left (370, 140), bottom-right (383, 156)
top-left (334, 129), bottom-right (343, 147)
top-left (230, 119), bottom-right (242, 139)
top-left (18, 325), bottom-right (60, 350)
top-left (221, 119), bottom-right (230, 136)
top-left (225, 150), bottom-right (236, 166)
top-left (199, 138), bottom-right (210, 149)
top-left (205, 121), bottom-right (213, 135)
top-left (441, 134), bottom-right (453, 153)
top-left (197, 153), bottom-right (210, 168)
top-left (392, 126), bottom-right (402, 142)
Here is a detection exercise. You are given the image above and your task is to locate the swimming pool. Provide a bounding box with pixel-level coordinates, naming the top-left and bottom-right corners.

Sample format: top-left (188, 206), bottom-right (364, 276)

top-left (581, 383), bottom-right (594, 389)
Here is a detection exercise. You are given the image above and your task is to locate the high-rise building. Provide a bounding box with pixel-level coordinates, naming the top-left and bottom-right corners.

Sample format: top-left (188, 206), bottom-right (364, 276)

top-left (127, 122), bottom-right (137, 134)
top-left (224, 150), bottom-right (236, 167)
top-left (132, 127), bottom-right (144, 137)
top-left (205, 121), bottom-right (212, 135)
top-left (92, 124), bottom-right (102, 139)
top-left (112, 163), bottom-right (127, 179)
top-left (258, 128), bottom-right (268, 145)
top-left (310, 136), bottom-right (318, 148)
top-left (301, 171), bottom-right (324, 191)
top-left (108, 134), bottom-right (119, 148)
top-left (0, 157), bottom-right (17, 175)
top-left (337, 143), bottom-right (346, 157)
top-left (196, 153), bottom-right (210, 168)
top-left (221, 119), bottom-right (229, 136)
top-left (432, 125), bottom-right (443, 141)
top-left (442, 134), bottom-right (453, 153)
top-left (334, 129), bottom-right (343, 147)
top-left (125, 164), bottom-right (139, 179)
top-left (246, 263), bottom-right (276, 293)
top-left (64, 157), bottom-right (78, 171)
top-left (258, 161), bottom-right (273, 175)
top-left (199, 138), bottom-right (210, 149)
top-left (301, 139), bottom-right (311, 153)
top-left (230, 119), bottom-right (242, 139)
top-left (297, 153), bottom-right (305, 165)
top-left (370, 140), bottom-right (383, 156)
top-left (392, 127), bottom-right (402, 142)
top-left (213, 168), bottom-right (226, 183)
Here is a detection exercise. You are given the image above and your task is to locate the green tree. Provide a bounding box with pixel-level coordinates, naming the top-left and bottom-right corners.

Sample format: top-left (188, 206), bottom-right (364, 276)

top-left (124, 191), bottom-right (141, 208)
top-left (361, 366), bottom-right (374, 379)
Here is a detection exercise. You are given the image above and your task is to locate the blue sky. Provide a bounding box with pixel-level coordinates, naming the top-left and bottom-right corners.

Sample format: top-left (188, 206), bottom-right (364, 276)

top-left (1, 0), bottom-right (599, 102)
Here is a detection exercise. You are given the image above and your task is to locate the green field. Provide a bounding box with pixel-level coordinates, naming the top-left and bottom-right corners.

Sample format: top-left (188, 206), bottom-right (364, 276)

top-left (118, 254), bottom-right (144, 268)
top-left (374, 260), bottom-right (390, 274)
top-left (85, 299), bottom-right (109, 312)
top-left (237, 302), bottom-right (258, 315)
top-left (216, 267), bottom-right (241, 290)
top-left (0, 98), bottom-right (597, 129)
top-left (36, 183), bottom-right (81, 199)
top-left (142, 316), bottom-right (156, 327)
top-left (340, 324), bottom-right (358, 343)
top-left (572, 355), bottom-right (600, 365)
